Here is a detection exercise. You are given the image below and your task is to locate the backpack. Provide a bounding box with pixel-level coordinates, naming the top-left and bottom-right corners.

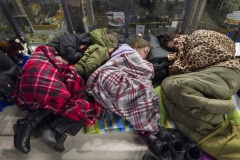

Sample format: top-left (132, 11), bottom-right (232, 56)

top-left (0, 51), bottom-right (20, 97)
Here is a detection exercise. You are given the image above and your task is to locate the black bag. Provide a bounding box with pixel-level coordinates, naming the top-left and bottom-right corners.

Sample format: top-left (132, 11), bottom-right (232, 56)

top-left (237, 90), bottom-right (240, 97)
top-left (0, 51), bottom-right (21, 97)
top-left (0, 73), bottom-right (16, 97)
top-left (148, 57), bottom-right (169, 88)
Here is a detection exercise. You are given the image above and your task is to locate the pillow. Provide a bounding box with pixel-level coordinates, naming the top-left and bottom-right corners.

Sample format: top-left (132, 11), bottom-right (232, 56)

top-left (144, 35), bottom-right (168, 59)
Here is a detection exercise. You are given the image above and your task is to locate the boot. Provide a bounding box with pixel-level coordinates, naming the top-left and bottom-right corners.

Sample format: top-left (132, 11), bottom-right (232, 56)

top-left (13, 119), bottom-right (27, 133)
top-left (184, 143), bottom-right (201, 160)
top-left (148, 135), bottom-right (171, 160)
top-left (53, 131), bottom-right (69, 153)
top-left (49, 116), bottom-right (83, 136)
top-left (142, 153), bottom-right (160, 160)
top-left (43, 116), bottom-right (83, 152)
top-left (156, 127), bottom-right (175, 142)
top-left (169, 139), bottom-right (185, 160)
top-left (14, 108), bottom-right (53, 154)
top-left (175, 132), bottom-right (201, 160)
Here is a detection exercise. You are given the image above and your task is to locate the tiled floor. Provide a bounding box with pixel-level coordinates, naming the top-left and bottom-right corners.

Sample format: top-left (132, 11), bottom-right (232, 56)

top-left (0, 105), bottom-right (150, 160)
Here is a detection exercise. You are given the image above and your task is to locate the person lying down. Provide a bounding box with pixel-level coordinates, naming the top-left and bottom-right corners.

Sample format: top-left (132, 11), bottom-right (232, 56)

top-left (86, 38), bottom-right (162, 133)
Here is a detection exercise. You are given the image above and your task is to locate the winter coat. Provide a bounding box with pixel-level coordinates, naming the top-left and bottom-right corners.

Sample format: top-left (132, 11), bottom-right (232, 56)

top-left (75, 28), bottom-right (117, 78)
top-left (47, 33), bottom-right (91, 64)
top-left (161, 66), bottom-right (240, 143)
top-left (0, 51), bottom-right (20, 97)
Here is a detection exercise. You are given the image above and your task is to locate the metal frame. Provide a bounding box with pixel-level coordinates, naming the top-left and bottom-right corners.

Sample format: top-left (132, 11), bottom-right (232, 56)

top-left (0, 0), bottom-right (24, 38)
top-left (0, 0), bottom-right (32, 52)
top-left (1, 0), bottom-right (195, 40)
top-left (232, 23), bottom-right (240, 42)
top-left (180, 0), bottom-right (194, 34)
top-left (124, 0), bottom-right (130, 38)
top-left (60, 0), bottom-right (74, 33)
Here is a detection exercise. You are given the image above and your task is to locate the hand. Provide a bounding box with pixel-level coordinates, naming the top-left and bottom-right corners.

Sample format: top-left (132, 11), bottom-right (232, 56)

top-left (55, 56), bottom-right (68, 64)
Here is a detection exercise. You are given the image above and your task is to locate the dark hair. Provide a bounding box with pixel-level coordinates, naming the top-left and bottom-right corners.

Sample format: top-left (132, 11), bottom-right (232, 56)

top-left (156, 33), bottom-right (177, 51)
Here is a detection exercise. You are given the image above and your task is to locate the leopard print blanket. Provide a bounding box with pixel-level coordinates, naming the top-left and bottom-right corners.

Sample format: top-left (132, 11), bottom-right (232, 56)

top-left (167, 30), bottom-right (240, 75)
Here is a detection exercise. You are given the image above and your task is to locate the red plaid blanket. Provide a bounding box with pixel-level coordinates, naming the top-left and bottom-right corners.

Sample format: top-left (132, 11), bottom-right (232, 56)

top-left (86, 52), bottom-right (161, 133)
top-left (12, 46), bottom-right (105, 126)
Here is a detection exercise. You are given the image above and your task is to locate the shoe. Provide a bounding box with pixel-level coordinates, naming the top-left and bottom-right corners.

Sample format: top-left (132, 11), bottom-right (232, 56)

top-left (52, 131), bottom-right (68, 153)
top-left (142, 153), bottom-right (160, 160)
top-left (185, 143), bottom-right (201, 160)
top-left (169, 139), bottom-right (185, 160)
top-left (14, 109), bottom-right (53, 154)
top-left (13, 119), bottom-right (27, 133)
top-left (156, 127), bottom-right (175, 142)
top-left (148, 135), bottom-right (171, 160)
top-left (49, 116), bottom-right (83, 136)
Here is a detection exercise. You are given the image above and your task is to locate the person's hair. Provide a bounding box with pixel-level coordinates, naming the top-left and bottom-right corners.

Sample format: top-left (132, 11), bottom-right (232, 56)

top-left (157, 33), bottom-right (177, 50)
top-left (130, 38), bottom-right (153, 50)
top-left (107, 32), bottom-right (119, 48)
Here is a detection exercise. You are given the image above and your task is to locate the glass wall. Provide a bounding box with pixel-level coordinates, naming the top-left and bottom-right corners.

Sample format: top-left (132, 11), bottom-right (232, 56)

top-left (127, 0), bottom-right (188, 38)
top-left (67, 0), bottom-right (126, 38)
top-left (6, 0), bottom-right (68, 44)
top-left (92, 0), bottom-right (126, 38)
top-left (65, 0), bottom-right (85, 34)
top-left (184, 0), bottom-right (240, 38)
top-left (0, 8), bottom-right (17, 41)
top-left (67, 0), bottom-right (188, 39)
top-left (2, 0), bottom-right (239, 44)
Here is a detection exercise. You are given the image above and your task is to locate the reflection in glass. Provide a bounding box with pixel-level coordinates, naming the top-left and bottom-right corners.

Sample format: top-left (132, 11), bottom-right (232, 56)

top-left (6, 0), bottom-right (68, 43)
top-left (91, 0), bottom-right (125, 38)
top-left (66, 0), bottom-right (85, 34)
top-left (0, 8), bottom-right (16, 41)
top-left (128, 0), bottom-right (188, 38)
top-left (187, 0), bottom-right (240, 36)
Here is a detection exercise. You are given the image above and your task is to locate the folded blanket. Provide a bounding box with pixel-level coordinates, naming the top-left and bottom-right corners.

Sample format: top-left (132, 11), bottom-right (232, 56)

top-left (12, 46), bottom-right (105, 126)
top-left (86, 52), bottom-right (161, 133)
top-left (168, 30), bottom-right (240, 74)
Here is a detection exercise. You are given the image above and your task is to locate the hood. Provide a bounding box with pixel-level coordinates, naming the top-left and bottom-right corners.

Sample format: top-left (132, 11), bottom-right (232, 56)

top-left (90, 28), bottom-right (117, 49)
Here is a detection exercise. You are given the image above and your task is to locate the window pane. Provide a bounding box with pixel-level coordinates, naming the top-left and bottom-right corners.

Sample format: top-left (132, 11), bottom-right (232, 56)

top-left (185, 0), bottom-right (240, 37)
top-left (67, 0), bottom-right (125, 38)
top-left (6, 0), bottom-right (68, 44)
top-left (66, 0), bottom-right (84, 33)
top-left (128, 0), bottom-right (188, 38)
top-left (0, 8), bottom-right (17, 41)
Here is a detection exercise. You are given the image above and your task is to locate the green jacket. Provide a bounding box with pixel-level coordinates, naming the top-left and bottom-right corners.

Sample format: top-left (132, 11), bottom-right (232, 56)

top-left (75, 28), bottom-right (116, 78)
top-left (161, 66), bottom-right (240, 159)
top-left (161, 67), bottom-right (240, 143)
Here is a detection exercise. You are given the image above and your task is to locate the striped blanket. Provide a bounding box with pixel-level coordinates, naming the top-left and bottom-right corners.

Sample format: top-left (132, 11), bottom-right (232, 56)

top-left (86, 51), bottom-right (161, 133)
top-left (86, 86), bottom-right (240, 134)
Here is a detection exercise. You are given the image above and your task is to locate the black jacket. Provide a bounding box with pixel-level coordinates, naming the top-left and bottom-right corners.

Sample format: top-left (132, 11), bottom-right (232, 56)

top-left (0, 51), bottom-right (21, 97)
top-left (47, 33), bottom-right (92, 64)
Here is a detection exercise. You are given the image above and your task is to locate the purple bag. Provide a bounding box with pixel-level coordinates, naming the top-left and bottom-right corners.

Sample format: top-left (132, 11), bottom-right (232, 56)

top-left (201, 151), bottom-right (216, 160)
